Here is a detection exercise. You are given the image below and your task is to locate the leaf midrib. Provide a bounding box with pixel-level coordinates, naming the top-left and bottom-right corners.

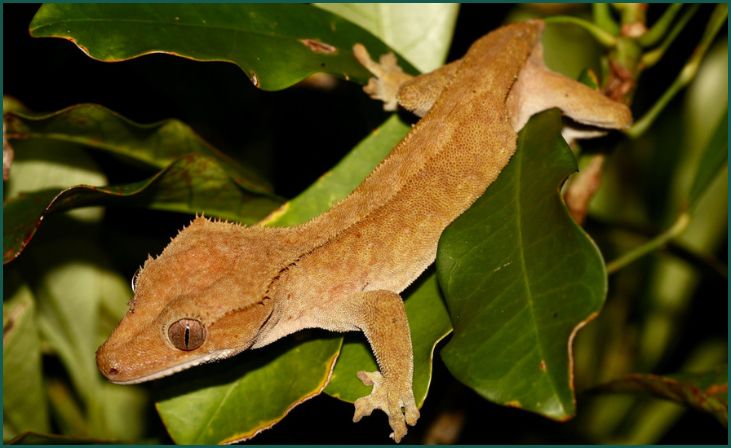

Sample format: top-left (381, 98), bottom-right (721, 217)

top-left (513, 140), bottom-right (565, 410)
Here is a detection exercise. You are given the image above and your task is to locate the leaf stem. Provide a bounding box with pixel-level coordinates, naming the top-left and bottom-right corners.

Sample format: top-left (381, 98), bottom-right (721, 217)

top-left (545, 16), bottom-right (617, 48)
top-left (606, 213), bottom-right (690, 274)
top-left (592, 3), bottom-right (619, 35)
top-left (638, 4), bottom-right (684, 48)
top-left (587, 215), bottom-right (727, 279)
top-left (625, 4), bottom-right (728, 139)
top-left (641, 4), bottom-right (699, 68)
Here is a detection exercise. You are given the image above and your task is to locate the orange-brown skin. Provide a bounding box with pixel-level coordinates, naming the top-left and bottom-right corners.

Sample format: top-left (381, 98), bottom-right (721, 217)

top-left (97, 21), bottom-right (631, 442)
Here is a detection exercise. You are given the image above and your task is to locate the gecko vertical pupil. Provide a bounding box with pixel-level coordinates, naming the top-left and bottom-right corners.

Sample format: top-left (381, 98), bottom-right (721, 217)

top-left (168, 318), bottom-right (206, 351)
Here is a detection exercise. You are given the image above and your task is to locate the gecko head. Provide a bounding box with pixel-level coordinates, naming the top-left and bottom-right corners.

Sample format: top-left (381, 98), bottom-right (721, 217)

top-left (97, 217), bottom-right (285, 384)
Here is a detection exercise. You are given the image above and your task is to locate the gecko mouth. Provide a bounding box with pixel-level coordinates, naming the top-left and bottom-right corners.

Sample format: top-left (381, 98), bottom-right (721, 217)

top-left (104, 348), bottom-right (237, 385)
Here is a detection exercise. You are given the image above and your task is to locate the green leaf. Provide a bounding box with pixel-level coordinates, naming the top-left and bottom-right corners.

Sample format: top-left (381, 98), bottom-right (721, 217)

top-left (5, 122), bottom-right (108, 224)
top-left (155, 335), bottom-right (341, 444)
top-left (29, 4), bottom-right (417, 91)
top-left (595, 365), bottom-right (728, 427)
top-left (46, 379), bottom-right (88, 437)
top-left (325, 273), bottom-right (452, 407)
top-left (688, 109), bottom-right (728, 206)
top-left (436, 110), bottom-right (606, 420)
top-left (4, 103), bottom-right (271, 192)
top-left (22, 230), bottom-right (148, 440)
top-left (3, 273), bottom-right (50, 435)
top-left (263, 114), bottom-right (409, 227)
top-left (155, 116), bottom-right (409, 443)
top-left (315, 3), bottom-right (459, 72)
top-left (592, 3), bottom-right (619, 36)
top-left (4, 154), bottom-right (281, 264)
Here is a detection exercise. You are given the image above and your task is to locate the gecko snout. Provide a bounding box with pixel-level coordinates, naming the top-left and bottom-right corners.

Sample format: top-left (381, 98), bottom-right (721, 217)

top-left (96, 343), bottom-right (121, 380)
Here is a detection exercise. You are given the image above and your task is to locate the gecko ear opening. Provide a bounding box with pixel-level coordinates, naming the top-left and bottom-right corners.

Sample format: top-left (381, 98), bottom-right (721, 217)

top-left (167, 318), bottom-right (206, 351)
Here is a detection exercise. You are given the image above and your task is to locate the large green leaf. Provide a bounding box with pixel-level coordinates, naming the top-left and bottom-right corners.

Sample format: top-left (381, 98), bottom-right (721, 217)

top-left (155, 335), bottom-right (342, 444)
top-left (3, 274), bottom-right (50, 436)
top-left (688, 108), bottom-right (727, 207)
top-left (3, 154), bottom-right (281, 264)
top-left (315, 3), bottom-right (459, 72)
top-left (155, 116), bottom-right (409, 444)
top-left (436, 110), bottom-right (606, 420)
top-left (595, 365), bottom-right (728, 426)
top-left (3, 124), bottom-right (106, 262)
top-left (4, 103), bottom-right (271, 192)
top-left (29, 4), bottom-right (416, 91)
top-left (21, 231), bottom-right (148, 440)
top-left (324, 274), bottom-right (452, 407)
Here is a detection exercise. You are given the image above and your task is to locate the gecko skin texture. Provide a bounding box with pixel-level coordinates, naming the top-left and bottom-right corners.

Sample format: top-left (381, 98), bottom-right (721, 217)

top-left (97, 20), bottom-right (631, 442)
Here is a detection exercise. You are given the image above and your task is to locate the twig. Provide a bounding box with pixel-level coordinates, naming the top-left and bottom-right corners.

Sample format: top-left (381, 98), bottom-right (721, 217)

top-left (641, 4), bottom-right (699, 68)
top-left (606, 213), bottom-right (690, 274)
top-left (638, 4), bottom-right (684, 48)
top-left (545, 16), bottom-right (618, 48)
top-left (627, 4), bottom-right (728, 138)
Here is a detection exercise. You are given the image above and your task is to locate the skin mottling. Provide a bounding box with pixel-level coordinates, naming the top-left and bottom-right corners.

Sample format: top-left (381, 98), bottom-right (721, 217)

top-left (97, 21), bottom-right (630, 442)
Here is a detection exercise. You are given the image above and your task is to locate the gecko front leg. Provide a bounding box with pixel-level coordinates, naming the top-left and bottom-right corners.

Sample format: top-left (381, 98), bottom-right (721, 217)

top-left (353, 43), bottom-right (459, 117)
top-left (353, 44), bottom-right (413, 112)
top-left (341, 290), bottom-right (419, 442)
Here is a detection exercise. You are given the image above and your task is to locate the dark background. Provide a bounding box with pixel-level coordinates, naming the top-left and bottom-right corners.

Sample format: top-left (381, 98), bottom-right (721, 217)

top-left (3, 4), bottom-right (726, 444)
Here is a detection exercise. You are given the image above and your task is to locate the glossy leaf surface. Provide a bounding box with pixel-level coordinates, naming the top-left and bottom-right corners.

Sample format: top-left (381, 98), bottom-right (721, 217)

top-left (437, 110), bottom-right (606, 420)
top-left (4, 103), bottom-right (271, 192)
top-left (30, 4), bottom-right (416, 91)
top-left (4, 154), bottom-right (281, 264)
top-left (315, 3), bottom-right (459, 72)
top-left (155, 335), bottom-right (342, 444)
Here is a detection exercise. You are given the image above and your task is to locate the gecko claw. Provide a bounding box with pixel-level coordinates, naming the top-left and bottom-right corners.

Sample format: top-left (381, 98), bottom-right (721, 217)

top-left (352, 370), bottom-right (419, 443)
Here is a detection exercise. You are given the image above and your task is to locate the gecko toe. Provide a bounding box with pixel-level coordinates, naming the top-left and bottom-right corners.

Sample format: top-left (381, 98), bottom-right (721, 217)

top-left (352, 370), bottom-right (419, 442)
top-left (388, 414), bottom-right (408, 443)
top-left (357, 370), bottom-right (382, 387)
top-left (405, 401), bottom-right (420, 426)
top-left (353, 396), bottom-right (375, 422)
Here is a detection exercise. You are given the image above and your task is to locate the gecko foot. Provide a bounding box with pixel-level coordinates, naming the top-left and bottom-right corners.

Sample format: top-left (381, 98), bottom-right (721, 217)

top-left (353, 44), bottom-right (413, 112)
top-left (352, 370), bottom-right (419, 443)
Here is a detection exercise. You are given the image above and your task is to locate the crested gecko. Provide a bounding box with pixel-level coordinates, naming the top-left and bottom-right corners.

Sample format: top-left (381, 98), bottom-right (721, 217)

top-left (97, 21), bottom-right (631, 442)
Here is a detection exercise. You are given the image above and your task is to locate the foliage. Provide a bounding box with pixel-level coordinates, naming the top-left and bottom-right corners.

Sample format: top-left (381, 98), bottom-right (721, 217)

top-left (3, 3), bottom-right (727, 444)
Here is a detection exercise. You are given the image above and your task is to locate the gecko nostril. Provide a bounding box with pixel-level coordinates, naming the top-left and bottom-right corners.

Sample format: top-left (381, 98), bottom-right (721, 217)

top-left (108, 367), bottom-right (119, 375)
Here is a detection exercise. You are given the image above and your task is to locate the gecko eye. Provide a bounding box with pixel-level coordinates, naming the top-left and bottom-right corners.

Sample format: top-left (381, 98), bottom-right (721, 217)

top-left (167, 318), bottom-right (206, 351)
